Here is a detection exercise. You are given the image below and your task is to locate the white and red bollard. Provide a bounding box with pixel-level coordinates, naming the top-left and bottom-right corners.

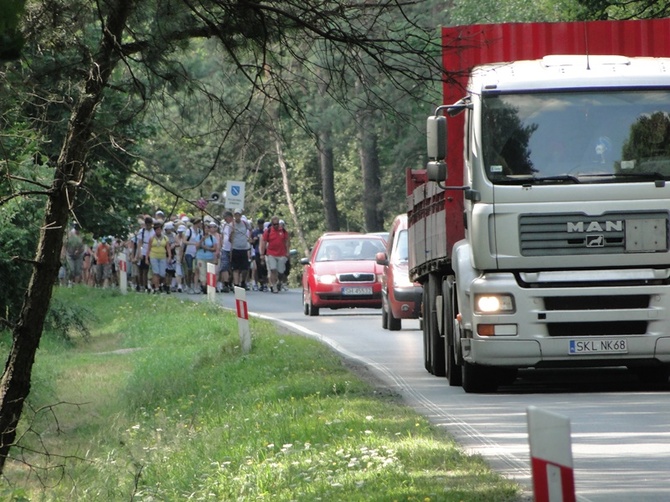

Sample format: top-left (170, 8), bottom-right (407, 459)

top-left (234, 286), bottom-right (251, 354)
top-left (527, 406), bottom-right (576, 502)
top-left (118, 252), bottom-right (128, 295)
top-left (206, 262), bottom-right (217, 302)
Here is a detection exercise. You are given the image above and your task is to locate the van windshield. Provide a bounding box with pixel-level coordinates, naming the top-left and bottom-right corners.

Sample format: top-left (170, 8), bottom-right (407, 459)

top-left (392, 230), bottom-right (409, 264)
top-left (482, 90), bottom-right (670, 184)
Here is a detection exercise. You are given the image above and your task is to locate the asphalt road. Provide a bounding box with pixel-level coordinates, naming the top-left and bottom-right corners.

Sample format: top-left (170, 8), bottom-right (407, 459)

top-left (188, 287), bottom-right (670, 502)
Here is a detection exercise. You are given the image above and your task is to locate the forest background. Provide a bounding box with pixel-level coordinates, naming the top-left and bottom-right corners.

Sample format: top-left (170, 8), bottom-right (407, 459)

top-left (0, 0), bottom-right (668, 476)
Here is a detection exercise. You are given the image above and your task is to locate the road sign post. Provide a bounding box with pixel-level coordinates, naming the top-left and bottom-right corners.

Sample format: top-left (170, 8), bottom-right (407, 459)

top-left (118, 252), bottom-right (128, 295)
top-left (206, 262), bottom-right (217, 303)
top-left (234, 286), bottom-right (251, 354)
top-left (527, 406), bottom-right (576, 502)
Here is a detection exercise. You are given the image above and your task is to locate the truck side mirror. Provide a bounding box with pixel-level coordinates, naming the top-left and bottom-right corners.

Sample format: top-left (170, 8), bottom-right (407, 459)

top-left (427, 115), bottom-right (447, 160)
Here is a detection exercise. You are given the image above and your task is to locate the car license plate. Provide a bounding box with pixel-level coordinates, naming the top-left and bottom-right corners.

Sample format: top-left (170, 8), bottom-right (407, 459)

top-left (342, 287), bottom-right (372, 295)
top-left (569, 339), bottom-right (628, 355)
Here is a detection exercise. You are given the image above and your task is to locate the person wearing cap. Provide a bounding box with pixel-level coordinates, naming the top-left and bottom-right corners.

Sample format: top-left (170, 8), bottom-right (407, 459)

top-left (230, 209), bottom-right (252, 290)
top-left (196, 219), bottom-right (220, 293)
top-left (147, 221), bottom-right (172, 293)
top-left (260, 215), bottom-right (290, 293)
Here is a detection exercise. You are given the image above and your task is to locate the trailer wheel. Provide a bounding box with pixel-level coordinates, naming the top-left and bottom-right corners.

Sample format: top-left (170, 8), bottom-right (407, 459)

top-left (422, 283), bottom-right (431, 373)
top-left (462, 361), bottom-right (499, 393)
top-left (443, 277), bottom-right (462, 387)
top-left (428, 273), bottom-right (445, 377)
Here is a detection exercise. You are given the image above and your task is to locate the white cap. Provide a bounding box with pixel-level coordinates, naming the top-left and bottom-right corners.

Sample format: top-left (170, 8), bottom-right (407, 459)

top-left (177, 224), bottom-right (187, 232)
top-left (164, 222), bottom-right (174, 230)
top-left (181, 216), bottom-right (190, 223)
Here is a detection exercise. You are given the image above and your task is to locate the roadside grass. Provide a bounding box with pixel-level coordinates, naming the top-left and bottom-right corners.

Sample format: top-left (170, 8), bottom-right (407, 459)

top-left (0, 287), bottom-right (521, 501)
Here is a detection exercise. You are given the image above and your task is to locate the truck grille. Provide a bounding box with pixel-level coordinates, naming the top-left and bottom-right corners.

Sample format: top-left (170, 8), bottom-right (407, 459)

top-left (519, 211), bottom-right (669, 256)
top-left (543, 295), bottom-right (650, 336)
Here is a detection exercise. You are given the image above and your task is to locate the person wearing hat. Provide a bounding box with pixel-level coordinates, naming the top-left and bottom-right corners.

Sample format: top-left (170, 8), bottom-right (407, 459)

top-left (196, 219), bottom-right (220, 293)
top-left (147, 220), bottom-right (172, 293)
top-left (230, 209), bottom-right (252, 290)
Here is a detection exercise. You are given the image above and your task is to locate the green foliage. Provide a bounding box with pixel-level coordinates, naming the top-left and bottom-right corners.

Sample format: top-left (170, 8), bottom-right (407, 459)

top-left (44, 297), bottom-right (96, 344)
top-left (573, 0), bottom-right (670, 20)
top-left (7, 288), bottom-right (520, 501)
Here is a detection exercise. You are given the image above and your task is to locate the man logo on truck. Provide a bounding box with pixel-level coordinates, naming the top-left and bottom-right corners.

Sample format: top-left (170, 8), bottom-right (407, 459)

top-left (586, 235), bottom-right (605, 247)
top-left (567, 220), bottom-right (623, 233)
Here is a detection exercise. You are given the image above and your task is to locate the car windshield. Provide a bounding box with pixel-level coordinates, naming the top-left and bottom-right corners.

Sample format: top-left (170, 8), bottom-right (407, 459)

top-left (482, 90), bottom-right (670, 184)
top-left (316, 238), bottom-right (385, 262)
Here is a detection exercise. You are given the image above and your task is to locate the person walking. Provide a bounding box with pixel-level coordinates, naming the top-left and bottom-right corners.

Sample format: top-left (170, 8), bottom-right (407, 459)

top-left (218, 211), bottom-right (233, 292)
top-left (196, 220), bottom-right (220, 294)
top-left (146, 221), bottom-right (171, 293)
top-left (94, 237), bottom-right (112, 288)
top-left (251, 218), bottom-right (267, 291)
top-left (230, 209), bottom-right (252, 290)
top-left (184, 217), bottom-right (203, 293)
top-left (134, 216), bottom-right (154, 292)
top-left (63, 223), bottom-right (85, 285)
top-left (259, 215), bottom-right (290, 293)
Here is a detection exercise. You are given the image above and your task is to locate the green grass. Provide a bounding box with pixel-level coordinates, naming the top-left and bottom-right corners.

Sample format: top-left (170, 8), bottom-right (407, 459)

top-left (0, 287), bottom-right (521, 501)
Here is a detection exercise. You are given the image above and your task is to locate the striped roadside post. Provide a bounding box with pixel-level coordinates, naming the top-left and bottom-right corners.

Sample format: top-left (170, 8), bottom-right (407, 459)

top-left (527, 406), bottom-right (576, 502)
top-left (206, 262), bottom-right (217, 303)
top-left (118, 252), bottom-right (128, 295)
top-left (234, 286), bottom-right (251, 354)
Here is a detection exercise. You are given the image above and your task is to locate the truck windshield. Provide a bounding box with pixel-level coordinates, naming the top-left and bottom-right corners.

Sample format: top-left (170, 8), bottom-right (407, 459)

top-left (482, 90), bottom-right (670, 184)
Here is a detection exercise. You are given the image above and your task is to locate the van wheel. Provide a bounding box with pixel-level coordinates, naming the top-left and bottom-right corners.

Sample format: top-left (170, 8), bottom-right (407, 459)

top-left (388, 310), bottom-right (401, 331)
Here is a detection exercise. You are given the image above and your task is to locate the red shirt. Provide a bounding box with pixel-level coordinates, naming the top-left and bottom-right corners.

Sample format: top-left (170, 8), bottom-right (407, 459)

top-left (263, 226), bottom-right (289, 257)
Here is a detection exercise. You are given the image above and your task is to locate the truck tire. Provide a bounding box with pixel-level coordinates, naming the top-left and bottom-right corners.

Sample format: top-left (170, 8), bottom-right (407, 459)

top-left (462, 361), bottom-right (499, 393)
top-left (422, 283), bottom-right (431, 373)
top-left (428, 273), bottom-right (445, 377)
top-left (443, 277), bottom-right (462, 387)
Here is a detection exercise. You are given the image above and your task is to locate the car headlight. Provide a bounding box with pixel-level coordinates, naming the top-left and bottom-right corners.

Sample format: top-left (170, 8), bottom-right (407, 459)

top-left (474, 294), bottom-right (515, 314)
top-left (316, 274), bottom-right (337, 285)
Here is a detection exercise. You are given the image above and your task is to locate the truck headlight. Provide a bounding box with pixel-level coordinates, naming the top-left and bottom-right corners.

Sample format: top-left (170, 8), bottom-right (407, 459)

top-left (475, 294), bottom-right (515, 314)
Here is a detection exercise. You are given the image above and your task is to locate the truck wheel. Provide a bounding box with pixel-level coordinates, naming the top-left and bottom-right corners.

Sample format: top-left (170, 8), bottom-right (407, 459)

top-left (429, 273), bottom-right (445, 377)
top-left (388, 310), bottom-right (401, 331)
top-left (422, 283), bottom-right (431, 373)
top-left (443, 277), bottom-right (462, 387)
top-left (462, 361), bottom-right (498, 393)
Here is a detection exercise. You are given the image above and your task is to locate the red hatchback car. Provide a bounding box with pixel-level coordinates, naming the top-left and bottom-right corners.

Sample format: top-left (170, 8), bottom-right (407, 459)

top-left (301, 232), bottom-right (387, 316)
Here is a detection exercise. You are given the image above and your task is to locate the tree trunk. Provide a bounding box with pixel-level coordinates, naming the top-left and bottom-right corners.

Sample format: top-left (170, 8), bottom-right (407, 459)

top-left (318, 128), bottom-right (340, 231)
top-left (358, 111), bottom-right (384, 232)
top-left (0, 0), bottom-right (132, 473)
top-left (275, 138), bottom-right (310, 257)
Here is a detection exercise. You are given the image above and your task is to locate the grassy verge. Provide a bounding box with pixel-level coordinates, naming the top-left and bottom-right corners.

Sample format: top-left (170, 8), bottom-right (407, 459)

top-left (1, 287), bottom-right (521, 501)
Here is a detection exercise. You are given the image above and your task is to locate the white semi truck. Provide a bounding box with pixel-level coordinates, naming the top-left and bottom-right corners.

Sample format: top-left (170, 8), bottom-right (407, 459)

top-left (409, 19), bottom-right (670, 392)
